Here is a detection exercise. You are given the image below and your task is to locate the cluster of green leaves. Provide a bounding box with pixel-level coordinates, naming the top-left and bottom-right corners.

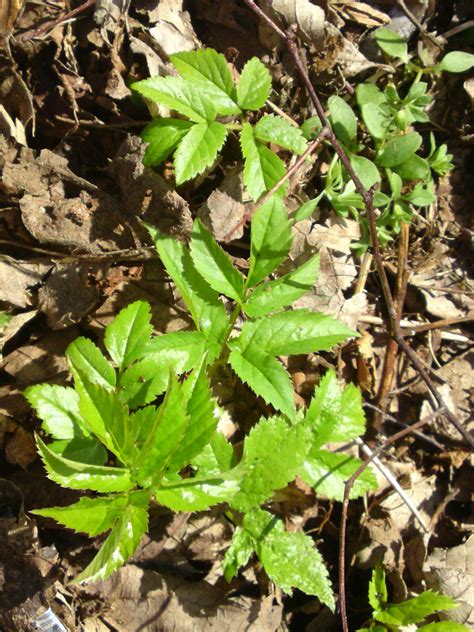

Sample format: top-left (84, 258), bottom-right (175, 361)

top-left (132, 48), bottom-right (306, 198)
top-left (25, 201), bottom-right (377, 603)
top-left (360, 566), bottom-right (468, 631)
top-left (300, 27), bottom-right (474, 250)
top-left (0, 312), bottom-right (11, 328)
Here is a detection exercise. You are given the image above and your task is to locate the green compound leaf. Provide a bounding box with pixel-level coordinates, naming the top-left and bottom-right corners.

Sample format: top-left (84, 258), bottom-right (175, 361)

top-left (328, 95), bottom-right (358, 146)
top-left (304, 369), bottom-right (366, 448)
top-left (247, 195), bottom-right (292, 287)
top-left (231, 416), bottom-right (309, 511)
top-left (228, 346), bottom-right (295, 417)
top-left (299, 449), bottom-right (377, 501)
top-left (71, 492), bottom-right (149, 584)
top-left (154, 474), bottom-right (241, 511)
top-left (104, 301), bottom-right (153, 371)
top-left (66, 337), bottom-right (116, 389)
top-left (48, 437), bottom-right (107, 466)
top-left (377, 132), bottom-right (422, 167)
top-left (350, 155), bottom-right (381, 189)
top-left (174, 121), bottom-right (228, 185)
top-left (436, 51), bottom-right (474, 73)
top-left (147, 224), bottom-right (228, 341)
top-left (368, 565), bottom-right (388, 611)
top-left (132, 75), bottom-right (215, 122)
top-left (236, 57), bottom-right (272, 110)
top-left (373, 27), bottom-right (409, 62)
top-left (243, 255), bottom-right (319, 317)
top-left (133, 375), bottom-right (189, 486)
top-left (243, 509), bottom-right (334, 608)
top-left (241, 122), bottom-right (287, 201)
top-left (254, 114), bottom-right (307, 154)
top-left (223, 527), bottom-right (254, 581)
top-left (166, 364), bottom-right (219, 471)
top-left (235, 310), bottom-right (356, 356)
top-left (74, 374), bottom-right (134, 463)
top-left (25, 384), bottom-right (85, 440)
top-left (36, 434), bottom-right (134, 493)
top-left (374, 591), bottom-right (458, 627)
top-left (31, 494), bottom-right (142, 536)
top-left (141, 118), bottom-right (194, 167)
top-left (170, 48), bottom-right (240, 115)
top-left (190, 218), bottom-right (245, 301)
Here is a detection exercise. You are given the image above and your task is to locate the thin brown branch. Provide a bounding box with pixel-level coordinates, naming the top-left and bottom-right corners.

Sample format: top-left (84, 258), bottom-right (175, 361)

top-left (223, 127), bottom-right (329, 241)
top-left (338, 407), bottom-right (445, 632)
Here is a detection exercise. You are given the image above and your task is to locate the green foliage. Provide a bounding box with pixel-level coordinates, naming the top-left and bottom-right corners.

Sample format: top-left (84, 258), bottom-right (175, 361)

top-left (360, 566), bottom-right (468, 631)
top-left (25, 197), bottom-right (373, 598)
top-left (133, 48), bottom-right (306, 197)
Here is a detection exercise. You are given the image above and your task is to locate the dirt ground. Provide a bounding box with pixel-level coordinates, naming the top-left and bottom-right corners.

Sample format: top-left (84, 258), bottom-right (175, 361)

top-left (0, 1), bottom-right (473, 630)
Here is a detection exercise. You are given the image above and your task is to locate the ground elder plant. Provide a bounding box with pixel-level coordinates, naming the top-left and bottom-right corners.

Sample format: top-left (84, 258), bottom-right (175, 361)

top-left (360, 566), bottom-right (468, 631)
top-left (25, 206), bottom-right (377, 604)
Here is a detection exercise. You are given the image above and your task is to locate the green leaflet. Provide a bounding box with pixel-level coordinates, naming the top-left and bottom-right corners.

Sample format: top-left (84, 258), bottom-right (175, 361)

top-left (233, 309), bottom-right (356, 356)
top-left (36, 435), bottom-right (134, 493)
top-left (394, 154), bottom-right (430, 181)
top-left (132, 75), bottom-right (215, 123)
top-left (192, 432), bottom-right (237, 476)
top-left (170, 49), bottom-right (240, 115)
top-left (243, 255), bottom-right (319, 317)
top-left (154, 474), bottom-right (241, 511)
top-left (436, 51), bottom-right (474, 73)
top-left (377, 132), bottom-right (422, 168)
top-left (71, 492), bottom-right (149, 584)
top-left (133, 375), bottom-right (189, 487)
top-left (174, 121), bottom-right (228, 184)
top-left (247, 195), bottom-right (292, 287)
top-left (222, 527), bottom-right (254, 581)
top-left (419, 623), bottom-right (469, 631)
top-left (373, 27), bottom-right (409, 62)
top-left (147, 224), bottom-right (228, 340)
top-left (356, 83), bottom-right (387, 108)
top-left (73, 373), bottom-right (133, 464)
top-left (236, 57), bottom-right (271, 110)
top-left (240, 122), bottom-right (287, 201)
top-left (328, 95), bottom-right (358, 146)
top-left (190, 218), bottom-right (245, 301)
top-left (228, 347), bottom-right (295, 417)
top-left (299, 449), bottom-right (377, 501)
top-left (242, 509), bottom-right (334, 609)
top-left (253, 114), bottom-right (307, 154)
top-left (304, 369), bottom-right (366, 448)
top-left (360, 102), bottom-right (390, 140)
top-left (231, 416), bottom-right (309, 511)
top-left (48, 437), bottom-right (107, 466)
top-left (368, 565), bottom-right (387, 611)
top-left (24, 384), bottom-right (85, 440)
top-left (104, 301), bottom-right (153, 371)
top-left (66, 337), bottom-right (116, 389)
top-left (31, 494), bottom-right (141, 536)
top-left (350, 155), bottom-right (381, 189)
top-left (374, 591), bottom-right (458, 627)
top-left (166, 364), bottom-right (218, 471)
top-left (141, 118), bottom-right (194, 167)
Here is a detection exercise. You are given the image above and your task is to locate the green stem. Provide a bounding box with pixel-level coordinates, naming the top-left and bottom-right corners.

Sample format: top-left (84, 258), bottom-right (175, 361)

top-left (208, 302), bottom-right (243, 380)
top-left (225, 123), bottom-right (243, 131)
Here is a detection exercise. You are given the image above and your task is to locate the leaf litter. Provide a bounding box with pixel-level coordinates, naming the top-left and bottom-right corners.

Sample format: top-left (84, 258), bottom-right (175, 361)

top-left (0, 0), bottom-right (473, 630)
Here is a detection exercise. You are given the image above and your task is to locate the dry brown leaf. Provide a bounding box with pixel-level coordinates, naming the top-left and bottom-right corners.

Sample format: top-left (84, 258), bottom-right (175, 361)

top-left (0, 65), bottom-right (34, 144)
top-left (424, 535), bottom-right (474, 627)
top-left (262, 0), bottom-right (325, 46)
top-left (0, 259), bottom-right (51, 308)
top-left (0, 0), bottom-right (25, 38)
top-left (331, 1), bottom-right (390, 27)
top-left (198, 170), bottom-right (247, 242)
top-left (148, 0), bottom-right (199, 56)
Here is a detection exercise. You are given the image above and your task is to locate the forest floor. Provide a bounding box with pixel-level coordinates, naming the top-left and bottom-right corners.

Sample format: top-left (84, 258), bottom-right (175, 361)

top-left (0, 1), bottom-right (473, 631)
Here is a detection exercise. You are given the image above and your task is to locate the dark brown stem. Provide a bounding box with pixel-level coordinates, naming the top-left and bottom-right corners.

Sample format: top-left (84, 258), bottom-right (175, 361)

top-left (223, 127), bottom-right (329, 241)
top-left (338, 407), bottom-right (445, 632)
top-left (374, 223), bottom-right (410, 436)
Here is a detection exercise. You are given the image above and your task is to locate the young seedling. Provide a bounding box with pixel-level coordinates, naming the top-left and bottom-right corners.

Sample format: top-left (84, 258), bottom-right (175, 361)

top-left (25, 205), bottom-right (377, 606)
top-left (360, 565), bottom-right (468, 631)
